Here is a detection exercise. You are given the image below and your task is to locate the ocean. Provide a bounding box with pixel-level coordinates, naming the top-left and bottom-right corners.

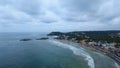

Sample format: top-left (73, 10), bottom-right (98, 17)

top-left (0, 32), bottom-right (119, 68)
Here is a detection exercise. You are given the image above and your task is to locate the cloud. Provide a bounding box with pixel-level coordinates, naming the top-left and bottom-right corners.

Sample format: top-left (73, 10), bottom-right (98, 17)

top-left (0, 5), bottom-right (33, 24)
top-left (60, 0), bottom-right (103, 12)
top-left (0, 0), bottom-right (42, 16)
top-left (0, 0), bottom-right (120, 32)
top-left (56, 0), bottom-right (103, 22)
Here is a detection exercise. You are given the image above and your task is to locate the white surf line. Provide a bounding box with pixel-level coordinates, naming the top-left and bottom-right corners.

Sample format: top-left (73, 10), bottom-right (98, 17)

top-left (115, 62), bottom-right (119, 68)
top-left (48, 40), bottom-right (95, 68)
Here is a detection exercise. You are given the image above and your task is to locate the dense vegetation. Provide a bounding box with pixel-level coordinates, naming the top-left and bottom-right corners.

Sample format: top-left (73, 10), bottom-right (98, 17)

top-left (48, 30), bottom-right (120, 43)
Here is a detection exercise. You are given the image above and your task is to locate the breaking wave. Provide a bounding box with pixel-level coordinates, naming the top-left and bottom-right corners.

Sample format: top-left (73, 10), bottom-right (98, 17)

top-left (114, 62), bottom-right (119, 68)
top-left (48, 40), bottom-right (95, 68)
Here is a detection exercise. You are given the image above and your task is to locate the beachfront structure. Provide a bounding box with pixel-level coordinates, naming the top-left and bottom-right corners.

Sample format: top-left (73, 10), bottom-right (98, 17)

top-left (88, 41), bottom-right (97, 45)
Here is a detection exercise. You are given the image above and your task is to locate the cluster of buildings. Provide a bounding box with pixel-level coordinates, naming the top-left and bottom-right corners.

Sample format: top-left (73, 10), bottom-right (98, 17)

top-left (87, 41), bottom-right (120, 57)
top-left (88, 41), bottom-right (116, 49)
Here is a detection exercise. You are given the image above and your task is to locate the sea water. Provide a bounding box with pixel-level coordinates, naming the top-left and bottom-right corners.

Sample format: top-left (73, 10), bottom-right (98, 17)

top-left (0, 32), bottom-right (119, 68)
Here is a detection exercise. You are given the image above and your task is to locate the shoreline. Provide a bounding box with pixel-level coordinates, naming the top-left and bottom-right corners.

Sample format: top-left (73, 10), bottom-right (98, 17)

top-left (57, 39), bottom-right (120, 68)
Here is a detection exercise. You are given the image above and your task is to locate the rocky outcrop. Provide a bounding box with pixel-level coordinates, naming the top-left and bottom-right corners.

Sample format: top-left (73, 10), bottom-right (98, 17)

top-left (20, 39), bottom-right (32, 41)
top-left (36, 37), bottom-right (49, 40)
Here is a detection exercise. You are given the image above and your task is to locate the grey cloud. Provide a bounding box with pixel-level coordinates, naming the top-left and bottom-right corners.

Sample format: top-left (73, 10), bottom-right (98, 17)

top-left (0, 0), bottom-right (120, 32)
top-left (40, 19), bottom-right (56, 23)
top-left (94, 0), bottom-right (120, 24)
top-left (55, 0), bottom-right (105, 22)
top-left (57, 0), bottom-right (120, 25)
top-left (14, 0), bottom-right (42, 17)
top-left (39, 15), bottom-right (57, 23)
top-left (60, 0), bottom-right (103, 13)
top-left (0, 6), bottom-right (32, 25)
top-left (0, 0), bottom-right (42, 17)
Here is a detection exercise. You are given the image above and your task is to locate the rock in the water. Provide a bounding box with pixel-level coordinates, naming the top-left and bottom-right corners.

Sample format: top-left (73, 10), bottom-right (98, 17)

top-left (36, 37), bottom-right (49, 40)
top-left (20, 39), bottom-right (32, 41)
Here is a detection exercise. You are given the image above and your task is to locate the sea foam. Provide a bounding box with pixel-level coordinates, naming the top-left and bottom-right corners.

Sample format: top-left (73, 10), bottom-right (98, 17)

top-left (48, 40), bottom-right (95, 68)
top-left (114, 62), bottom-right (119, 68)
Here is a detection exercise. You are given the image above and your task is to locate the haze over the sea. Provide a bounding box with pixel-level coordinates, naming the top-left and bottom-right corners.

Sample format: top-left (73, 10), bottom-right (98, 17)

top-left (0, 0), bottom-right (120, 32)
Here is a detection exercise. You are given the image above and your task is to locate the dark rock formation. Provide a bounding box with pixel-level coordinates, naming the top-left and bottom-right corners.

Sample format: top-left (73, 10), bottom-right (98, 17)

top-left (36, 37), bottom-right (49, 40)
top-left (20, 39), bottom-right (32, 41)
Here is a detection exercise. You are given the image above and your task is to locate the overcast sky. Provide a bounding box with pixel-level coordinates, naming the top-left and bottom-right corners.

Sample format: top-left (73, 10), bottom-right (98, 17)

top-left (0, 0), bottom-right (120, 32)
